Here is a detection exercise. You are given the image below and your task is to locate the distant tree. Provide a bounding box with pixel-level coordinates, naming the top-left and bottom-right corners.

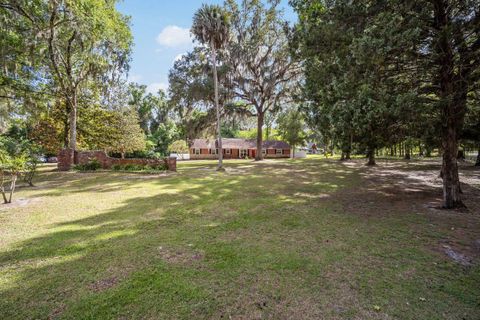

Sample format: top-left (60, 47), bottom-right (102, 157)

top-left (1, 0), bottom-right (132, 152)
top-left (110, 108), bottom-right (146, 158)
top-left (226, 0), bottom-right (299, 161)
top-left (149, 120), bottom-right (178, 156)
top-left (168, 49), bottom-right (219, 142)
top-left (191, 4), bottom-right (231, 171)
top-left (168, 140), bottom-right (189, 154)
top-left (0, 136), bottom-right (39, 202)
top-left (29, 119), bottom-right (62, 155)
top-left (277, 109), bottom-right (307, 158)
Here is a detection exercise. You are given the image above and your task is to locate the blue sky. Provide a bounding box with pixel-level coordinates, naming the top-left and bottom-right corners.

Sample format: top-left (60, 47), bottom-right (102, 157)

top-left (116, 0), bottom-right (296, 94)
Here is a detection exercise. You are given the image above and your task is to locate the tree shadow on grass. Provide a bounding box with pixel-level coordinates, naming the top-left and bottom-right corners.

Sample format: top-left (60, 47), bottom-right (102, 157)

top-left (0, 159), bottom-right (361, 319)
top-left (1, 158), bottom-right (478, 319)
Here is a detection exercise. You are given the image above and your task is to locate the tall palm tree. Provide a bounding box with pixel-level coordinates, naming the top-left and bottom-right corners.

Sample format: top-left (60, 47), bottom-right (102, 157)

top-left (191, 4), bottom-right (230, 171)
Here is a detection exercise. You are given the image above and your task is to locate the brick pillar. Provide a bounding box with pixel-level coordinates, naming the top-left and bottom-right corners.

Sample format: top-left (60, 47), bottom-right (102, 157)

top-left (166, 157), bottom-right (177, 172)
top-left (57, 148), bottom-right (74, 171)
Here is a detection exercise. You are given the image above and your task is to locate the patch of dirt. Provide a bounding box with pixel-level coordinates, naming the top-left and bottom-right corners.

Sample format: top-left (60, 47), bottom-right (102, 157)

top-left (157, 246), bottom-right (204, 265)
top-left (0, 198), bottom-right (40, 211)
top-left (441, 244), bottom-right (472, 266)
top-left (48, 303), bottom-right (66, 319)
top-left (88, 276), bottom-right (119, 292)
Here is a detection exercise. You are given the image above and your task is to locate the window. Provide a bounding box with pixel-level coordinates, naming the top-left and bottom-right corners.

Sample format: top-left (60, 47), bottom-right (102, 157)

top-left (194, 148), bottom-right (200, 155)
top-left (225, 149), bottom-right (231, 155)
top-left (276, 149), bottom-right (283, 155)
top-left (240, 149), bottom-right (247, 158)
top-left (262, 149), bottom-right (266, 155)
top-left (210, 149), bottom-right (218, 155)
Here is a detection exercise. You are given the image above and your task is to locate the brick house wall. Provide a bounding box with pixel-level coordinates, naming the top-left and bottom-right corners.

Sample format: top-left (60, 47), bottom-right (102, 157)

top-left (189, 147), bottom-right (290, 159)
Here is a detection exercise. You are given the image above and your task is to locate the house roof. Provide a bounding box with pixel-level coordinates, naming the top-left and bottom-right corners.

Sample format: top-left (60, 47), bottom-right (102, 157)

top-left (191, 138), bottom-right (290, 149)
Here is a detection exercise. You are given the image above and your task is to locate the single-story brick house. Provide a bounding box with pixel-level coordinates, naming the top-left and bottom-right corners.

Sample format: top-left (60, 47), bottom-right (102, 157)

top-left (190, 138), bottom-right (291, 159)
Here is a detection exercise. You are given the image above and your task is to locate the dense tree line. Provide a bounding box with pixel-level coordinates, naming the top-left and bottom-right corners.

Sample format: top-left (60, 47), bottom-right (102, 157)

top-left (290, 0), bottom-right (479, 208)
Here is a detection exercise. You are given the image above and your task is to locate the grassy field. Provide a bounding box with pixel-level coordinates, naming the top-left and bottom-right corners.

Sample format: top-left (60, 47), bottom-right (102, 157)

top-left (0, 157), bottom-right (479, 319)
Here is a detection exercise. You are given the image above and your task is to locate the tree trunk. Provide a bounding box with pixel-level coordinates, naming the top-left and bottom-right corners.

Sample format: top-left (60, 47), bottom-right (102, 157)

top-left (405, 147), bottom-right (411, 160)
top-left (7, 174), bottom-right (17, 204)
top-left (340, 152), bottom-right (345, 161)
top-left (69, 92), bottom-right (77, 151)
top-left (366, 147), bottom-right (376, 166)
top-left (456, 149), bottom-right (465, 160)
top-left (211, 46), bottom-right (223, 170)
top-left (0, 173), bottom-right (7, 204)
top-left (434, 0), bottom-right (465, 209)
top-left (255, 111), bottom-right (264, 161)
top-left (441, 129), bottom-right (463, 208)
top-left (426, 146), bottom-right (432, 157)
top-left (345, 150), bottom-right (351, 160)
top-left (475, 148), bottom-right (480, 166)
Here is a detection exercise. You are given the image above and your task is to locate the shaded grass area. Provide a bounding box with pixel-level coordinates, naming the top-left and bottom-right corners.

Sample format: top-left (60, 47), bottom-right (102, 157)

top-left (0, 157), bottom-right (479, 319)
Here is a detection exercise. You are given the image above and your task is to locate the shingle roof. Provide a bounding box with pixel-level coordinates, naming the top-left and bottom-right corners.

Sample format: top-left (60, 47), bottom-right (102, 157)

top-left (191, 138), bottom-right (290, 149)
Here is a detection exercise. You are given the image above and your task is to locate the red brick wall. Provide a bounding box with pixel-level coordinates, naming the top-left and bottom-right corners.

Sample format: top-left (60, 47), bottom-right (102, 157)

top-left (57, 148), bottom-right (74, 171)
top-left (58, 150), bottom-right (176, 171)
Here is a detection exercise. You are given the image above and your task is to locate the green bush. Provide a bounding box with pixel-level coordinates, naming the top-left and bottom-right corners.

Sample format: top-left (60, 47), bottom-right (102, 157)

top-left (152, 162), bottom-right (168, 171)
top-left (112, 164), bottom-right (124, 171)
top-left (74, 159), bottom-right (101, 171)
top-left (109, 162), bottom-right (167, 172)
top-left (123, 164), bottom-right (143, 171)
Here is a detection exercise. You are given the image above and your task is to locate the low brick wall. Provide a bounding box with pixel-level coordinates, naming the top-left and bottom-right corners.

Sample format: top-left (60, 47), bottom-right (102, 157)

top-left (58, 149), bottom-right (74, 171)
top-left (58, 150), bottom-right (176, 172)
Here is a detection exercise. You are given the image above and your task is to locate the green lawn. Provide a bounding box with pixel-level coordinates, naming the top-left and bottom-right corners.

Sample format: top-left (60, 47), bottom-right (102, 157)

top-left (1, 157), bottom-right (479, 319)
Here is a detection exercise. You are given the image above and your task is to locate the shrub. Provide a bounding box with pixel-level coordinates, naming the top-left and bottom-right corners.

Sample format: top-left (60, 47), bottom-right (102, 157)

top-left (74, 159), bottom-right (101, 171)
top-left (123, 164), bottom-right (143, 171)
top-left (112, 164), bottom-right (124, 171)
top-left (153, 162), bottom-right (168, 171)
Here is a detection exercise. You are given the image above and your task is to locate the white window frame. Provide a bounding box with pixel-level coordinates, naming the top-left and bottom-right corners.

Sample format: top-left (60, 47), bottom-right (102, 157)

top-left (240, 149), bottom-right (247, 158)
top-left (226, 148), bottom-right (231, 155)
top-left (276, 149), bottom-right (283, 155)
top-left (194, 148), bottom-right (200, 155)
top-left (210, 148), bottom-right (218, 155)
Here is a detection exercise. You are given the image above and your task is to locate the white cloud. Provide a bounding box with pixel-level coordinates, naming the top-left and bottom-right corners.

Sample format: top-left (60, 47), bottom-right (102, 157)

top-left (156, 25), bottom-right (192, 48)
top-left (146, 82), bottom-right (168, 94)
top-left (174, 52), bottom-right (186, 62)
top-left (127, 74), bottom-right (142, 83)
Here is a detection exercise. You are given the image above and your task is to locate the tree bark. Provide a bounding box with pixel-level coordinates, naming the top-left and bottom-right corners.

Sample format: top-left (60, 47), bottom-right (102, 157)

top-left (68, 90), bottom-right (77, 151)
top-left (405, 147), bottom-right (411, 160)
top-left (366, 147), bottom-right (376, 166)
top-left (211, 46), bottom-right (223, 170)
top-left (7, 174), bottom-right (17, 204)
top-left (475, 148), bottom-right (480, 166)
top-left (434, 0), bottom-right (465, 208)
top-left (345, 150), bottom-right (351, 160)
top-left (255, 111), bottom-right (264, 161)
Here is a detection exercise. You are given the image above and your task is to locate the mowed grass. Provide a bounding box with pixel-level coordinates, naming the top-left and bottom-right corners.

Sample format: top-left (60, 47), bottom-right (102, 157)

top-left (0, 157), bottom-right (479, 319)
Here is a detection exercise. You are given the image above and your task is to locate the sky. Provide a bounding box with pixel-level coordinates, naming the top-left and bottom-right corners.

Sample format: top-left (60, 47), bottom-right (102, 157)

top-left (116, 0), bottom-right (297, 94)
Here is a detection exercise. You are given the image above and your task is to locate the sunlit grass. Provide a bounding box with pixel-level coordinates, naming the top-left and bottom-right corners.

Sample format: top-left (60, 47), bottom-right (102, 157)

top-left (0, 157), bottom-right (478, 319)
